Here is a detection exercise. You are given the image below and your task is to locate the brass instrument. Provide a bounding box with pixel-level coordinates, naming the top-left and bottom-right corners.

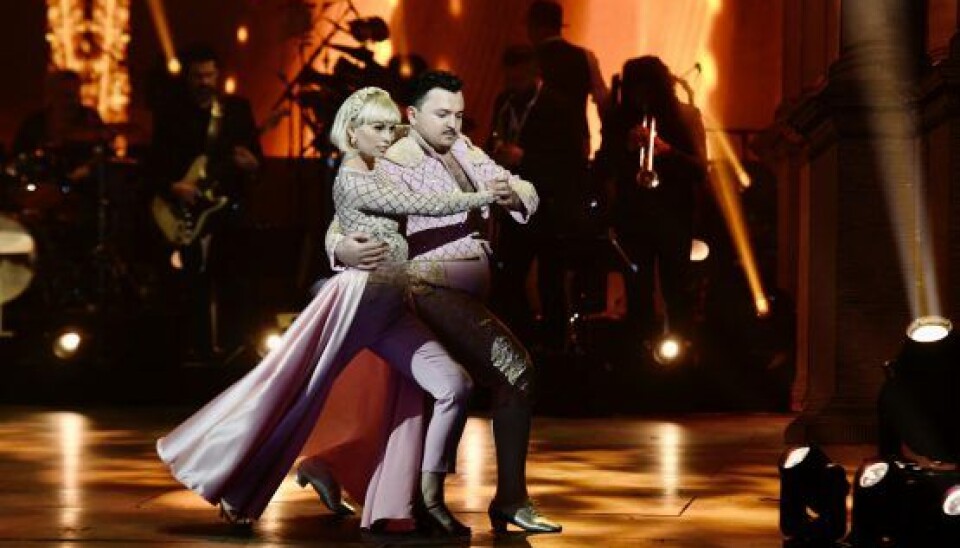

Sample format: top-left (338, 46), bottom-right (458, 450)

top-left (635, 115), bottom-right (659, 189)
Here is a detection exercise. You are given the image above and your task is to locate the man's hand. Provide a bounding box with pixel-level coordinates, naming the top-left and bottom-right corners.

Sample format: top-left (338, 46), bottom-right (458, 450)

top-left (487, 177), bottom-right (522, 210)
top-left (335, 232), bottom-right (389, 270)
top-left (492, 143), bottom-right (524, 168)
top-left (233, 146), bottom-right (260, 172)
top-left (628, 124), bottom-right (672, 155)
top-left (171, 180), bottom-right (199, 205)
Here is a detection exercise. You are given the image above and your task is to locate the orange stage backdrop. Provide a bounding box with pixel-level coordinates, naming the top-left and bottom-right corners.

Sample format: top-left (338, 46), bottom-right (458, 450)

top-left (0, 1), bottom-right (784, 158)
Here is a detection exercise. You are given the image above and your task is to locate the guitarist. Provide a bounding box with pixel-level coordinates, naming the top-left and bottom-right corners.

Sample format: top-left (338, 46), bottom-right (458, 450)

top-left (148, 44), bottom-right (262, 363)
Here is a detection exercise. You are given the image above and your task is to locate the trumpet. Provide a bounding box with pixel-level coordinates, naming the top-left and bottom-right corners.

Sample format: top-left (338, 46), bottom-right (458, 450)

top-left (635, 115), bottom-right (659, 189)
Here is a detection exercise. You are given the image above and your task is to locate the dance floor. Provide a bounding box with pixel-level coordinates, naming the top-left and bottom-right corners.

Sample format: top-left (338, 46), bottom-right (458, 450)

top-left (0, 407), bottom-right (873, 547)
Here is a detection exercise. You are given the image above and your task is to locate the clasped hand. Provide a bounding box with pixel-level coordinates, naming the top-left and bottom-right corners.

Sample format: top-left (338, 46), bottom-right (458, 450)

top-left (627, 125), bottom-right (672, 155)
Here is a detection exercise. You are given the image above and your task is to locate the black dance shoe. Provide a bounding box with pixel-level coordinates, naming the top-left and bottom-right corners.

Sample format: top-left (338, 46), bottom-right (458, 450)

top-left (488, 499), bottom-right (562, 533)
top-left (295, 460), bottom-right (356, 516)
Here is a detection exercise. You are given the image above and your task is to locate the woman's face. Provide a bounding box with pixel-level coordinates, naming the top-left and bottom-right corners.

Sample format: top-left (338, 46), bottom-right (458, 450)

top-left (350, 120), bottom-right (396, 158)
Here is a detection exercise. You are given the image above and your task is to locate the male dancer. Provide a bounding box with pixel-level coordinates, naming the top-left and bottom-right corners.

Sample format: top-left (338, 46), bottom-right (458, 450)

top-left (326, 71), bottom-right (561, 533)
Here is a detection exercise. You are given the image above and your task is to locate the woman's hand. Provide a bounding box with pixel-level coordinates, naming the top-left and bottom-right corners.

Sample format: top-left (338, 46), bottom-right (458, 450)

top-left (335, 232), bottom-right (389, 270)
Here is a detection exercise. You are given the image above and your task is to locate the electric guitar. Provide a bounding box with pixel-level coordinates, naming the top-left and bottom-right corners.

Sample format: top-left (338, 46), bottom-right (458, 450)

top-left (151, 103), bottom-right (286, 246)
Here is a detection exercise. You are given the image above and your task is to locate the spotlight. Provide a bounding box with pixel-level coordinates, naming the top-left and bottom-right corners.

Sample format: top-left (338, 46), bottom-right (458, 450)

top-left (53, 329), bottom-right (84, 360)
top-left (899, 467), bottom-right (960, 543)
top-left (879, 317), bottom-right (959, 463)
top-left (907, 315), bottom-right (952, 343)
top-left (652, 334), bottom-right (685, 365)
top-left (850, 458), bottom-right (911, 545)
top-left (257, 329), bottom-right (283, 358)
top-left (690, 238), bottom-right (710, 262)
top-left (945, 485), bottom-right (960, 516)
top-left (941, 483), bottom-right (960, 543)
top-left (778, 445), bottom-right (849, 543)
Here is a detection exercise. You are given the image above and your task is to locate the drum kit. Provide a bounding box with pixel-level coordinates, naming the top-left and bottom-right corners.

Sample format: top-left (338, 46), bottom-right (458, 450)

top-left (0, 132), bottom-right (142, 332)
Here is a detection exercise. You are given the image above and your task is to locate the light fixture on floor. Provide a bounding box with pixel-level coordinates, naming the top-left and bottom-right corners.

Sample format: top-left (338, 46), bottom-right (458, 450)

top-left (690, 238), bottom-right (710, 262)
top-left (652, 333), bottom-right (685, 365)
top-left (849, 458), bottom-right (911, 545)
top-left (945, 484), bottom-right (960, 516)
top-left (936, 479), bottom-right (960, 542)
top-left (878, 315), bottom-right (959, 463)
top-left (254, 313), bottom-right (297, 359)
top-left (778, 445), bottom-right (849, 543)
top-left (52, 328), bottom-right (84, 360)
top-left (257, 328), bottom-right (283, 358)
top-left (907, 315), bottom-right (951, 343)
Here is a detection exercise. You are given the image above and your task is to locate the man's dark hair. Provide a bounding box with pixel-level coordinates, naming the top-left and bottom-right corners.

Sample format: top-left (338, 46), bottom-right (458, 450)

top-left (502, 45), bottom-right (538, 69)
top-left (179, 43), bottom-right (221, 70)
top-left (408, 70), bottom-right (463, 108)
top-left (527, 1), bottom-right (563, 31)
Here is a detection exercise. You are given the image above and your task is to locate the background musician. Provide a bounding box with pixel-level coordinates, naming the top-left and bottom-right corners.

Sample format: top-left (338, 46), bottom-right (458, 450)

top-left (147, 44), bottom-right (262, 363)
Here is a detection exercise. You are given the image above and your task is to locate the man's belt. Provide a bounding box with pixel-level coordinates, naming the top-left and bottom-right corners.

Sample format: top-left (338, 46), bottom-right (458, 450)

top-left (407, 223), bottom-right (475, 257)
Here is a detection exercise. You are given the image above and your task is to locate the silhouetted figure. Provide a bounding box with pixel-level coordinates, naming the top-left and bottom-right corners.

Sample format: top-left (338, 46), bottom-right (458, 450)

top-left (487, 45), bottom-right (584, 345)
top-left (526, 0), bottom-right (608, 156)
top-left (147, 44), bottom-right (262, 362)
top-left (594, 56), bottom-right (707, 342)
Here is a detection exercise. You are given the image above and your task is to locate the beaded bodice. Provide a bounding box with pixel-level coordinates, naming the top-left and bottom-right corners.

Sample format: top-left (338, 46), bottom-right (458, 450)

top-left (333, 165), bottom-right (493, 266)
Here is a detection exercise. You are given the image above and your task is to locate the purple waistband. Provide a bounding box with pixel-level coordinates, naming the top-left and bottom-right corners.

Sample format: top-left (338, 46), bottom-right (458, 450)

top-left (407, 223), bottom-right (474, 257)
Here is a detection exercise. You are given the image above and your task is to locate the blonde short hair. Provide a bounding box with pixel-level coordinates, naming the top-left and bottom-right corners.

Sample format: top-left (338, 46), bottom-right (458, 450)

top-left (329, 87), bottom-right (401, 153)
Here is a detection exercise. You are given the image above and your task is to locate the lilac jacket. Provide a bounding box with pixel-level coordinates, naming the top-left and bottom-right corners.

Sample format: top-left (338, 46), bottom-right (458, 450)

top-left (326, 132), bottom-right (539, 266)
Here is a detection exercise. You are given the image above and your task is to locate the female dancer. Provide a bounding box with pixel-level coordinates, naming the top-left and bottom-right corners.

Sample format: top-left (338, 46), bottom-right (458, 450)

top-left (157, 87), bottom-right (492, 536)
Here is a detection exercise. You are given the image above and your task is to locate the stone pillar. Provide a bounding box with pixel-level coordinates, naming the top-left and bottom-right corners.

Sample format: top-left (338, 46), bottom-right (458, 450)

top-left (922, 27), bottom-right (960, 323)
top-left (784, 1), bottom-right (930, 443)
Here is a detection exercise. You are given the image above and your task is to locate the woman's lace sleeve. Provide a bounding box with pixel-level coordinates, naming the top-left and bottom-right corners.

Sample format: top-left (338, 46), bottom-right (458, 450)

top-left (336, 169), bottom-right (493, 217)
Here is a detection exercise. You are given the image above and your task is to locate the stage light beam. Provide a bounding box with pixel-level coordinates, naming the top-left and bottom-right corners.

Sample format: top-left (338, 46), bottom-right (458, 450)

top-left (147, 0), bottom-right (178, 76)
top-left (708, 156), bottom-right (770, 317)
top-left (843, 2), bottom-right (942, 321)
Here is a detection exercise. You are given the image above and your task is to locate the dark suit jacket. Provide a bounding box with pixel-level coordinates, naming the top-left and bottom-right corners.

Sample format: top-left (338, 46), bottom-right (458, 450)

top-left (488, 84), bottom-right (585, 233)
top-left (148, 95), bottom-right (262, 202)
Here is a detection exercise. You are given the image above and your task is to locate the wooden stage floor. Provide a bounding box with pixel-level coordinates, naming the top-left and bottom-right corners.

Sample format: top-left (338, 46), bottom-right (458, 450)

top-left (0, 408), bottom-right (872, 547)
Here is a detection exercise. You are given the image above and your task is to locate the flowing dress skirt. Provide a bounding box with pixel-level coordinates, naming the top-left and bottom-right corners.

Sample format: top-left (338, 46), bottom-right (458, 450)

top-left (157, 270), bottom-right (426, 526)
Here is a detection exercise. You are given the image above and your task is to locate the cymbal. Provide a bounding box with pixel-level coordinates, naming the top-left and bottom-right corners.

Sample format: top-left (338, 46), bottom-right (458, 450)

top-left (0, 259), bottom-right (33, 304)
top-left (0, 215), bottom-right (36, 304)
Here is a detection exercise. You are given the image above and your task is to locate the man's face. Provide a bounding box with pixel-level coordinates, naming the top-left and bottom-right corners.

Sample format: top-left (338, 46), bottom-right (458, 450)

top-left (187, 60), bottom-right (219, 106)
top-left (408, 88), bottom-right (464, 153)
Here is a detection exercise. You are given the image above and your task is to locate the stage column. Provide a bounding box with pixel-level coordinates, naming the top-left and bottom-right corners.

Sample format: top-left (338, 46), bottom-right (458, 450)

top-left (784, 0), bottom-right (929, 444)
top-left (920, 17), bottom-right (960, 331)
